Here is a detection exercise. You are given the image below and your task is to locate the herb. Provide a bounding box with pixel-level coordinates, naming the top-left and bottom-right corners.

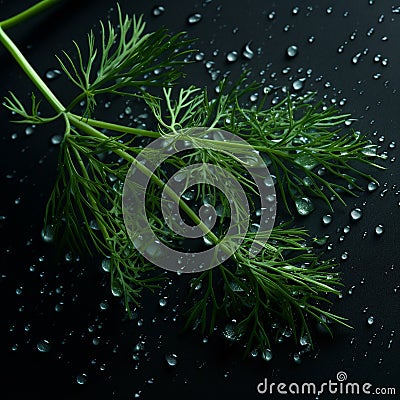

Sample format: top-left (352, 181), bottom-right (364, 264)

top-left (0, 1), bottom-right (382, 356)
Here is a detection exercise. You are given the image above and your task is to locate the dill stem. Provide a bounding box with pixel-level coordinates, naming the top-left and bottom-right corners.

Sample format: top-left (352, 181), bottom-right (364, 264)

top-left (0, 0), bottom-right (61, 30)
top-left (0, 26), bottom-right (64, 113)
top-left (0, 21), bottom-right (221, 254)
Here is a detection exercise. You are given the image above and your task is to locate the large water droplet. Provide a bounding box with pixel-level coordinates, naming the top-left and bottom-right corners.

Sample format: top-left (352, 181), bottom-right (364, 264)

top-left (295, 197), bottom-right (315, 216)
top-left (292, 79), bottom-right (305, 91)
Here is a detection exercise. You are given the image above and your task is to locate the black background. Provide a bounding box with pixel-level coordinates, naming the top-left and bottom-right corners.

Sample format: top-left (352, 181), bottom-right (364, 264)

top-left (0, 1), bottom-right (399, 399)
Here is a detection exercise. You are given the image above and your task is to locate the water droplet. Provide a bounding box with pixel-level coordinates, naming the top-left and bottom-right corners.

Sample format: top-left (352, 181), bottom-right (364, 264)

top-left (242, 42), bottom-right (254, 60)
top-left (286, 45), bottom-right (299, 58)
top-left (292, 6), bottom-right (300, 15)
top-left (261, 349), bottom-right (273, 361)
top-left (352, 52), bottom-right (362, 64)
top-left (159, 298), bottom-right (167, 307)
top-left (226, 51), bottom-right (238, 63)
top-left (295, 197), bottom-right (314, 216)
top-left (50, 134), bottom-right (63, 145)
top-left (293, 353), bottom-right (302, 364)
top-left (187, 13), bottom-right (202, 24)
top-left (25, 126), bottom-right (34, 136)
top-left (195, 52), bottom-right (205, 61)
top-left (350, 207), bottom-right (363, 221)
top-left (41, 225), bottom-right (55, 243)
top-left (341, 251), bottom-right (348, 261)
top-left (292, 79), bottom-right (305, 91)
top-left (367, 182), bottom-right (378, 192)
top-left (367, 316), bottom-right (375, 325)
top-left (374, 224), bottom-right (384, 236)
top-left (36, 339), bottom-right (51, 353)
top-left (165, 353), bottom-right (178, 367)
top-left (326, 6), bottom-right (333, 14)
top-left (268, 11), bottom-right (276, 20)
top-left (322, 214), bottom-right (332, 226)
top-left (45, 69), bottom-right (61, 80)
top-left (152, 5), bottom-right (165, 17)
top-left (101, 258), bottom-right (110, 272)
top-left (76, 373), bottom-right (88, 385)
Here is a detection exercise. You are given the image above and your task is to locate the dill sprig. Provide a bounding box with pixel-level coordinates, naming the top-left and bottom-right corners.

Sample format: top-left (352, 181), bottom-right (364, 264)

top-left (0, 2), bottom-right (383, 355)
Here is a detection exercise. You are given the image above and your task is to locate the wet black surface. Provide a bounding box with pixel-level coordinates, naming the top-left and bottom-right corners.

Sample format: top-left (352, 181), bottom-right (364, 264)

top-left (0, 1), bottom-right (399, 399)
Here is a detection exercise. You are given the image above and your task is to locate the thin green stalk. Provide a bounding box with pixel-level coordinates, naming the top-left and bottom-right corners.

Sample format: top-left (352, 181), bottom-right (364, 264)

top-left (0, 0), bottom-right (61, 30)
top-left (0, 26), bottom-right (64, 112)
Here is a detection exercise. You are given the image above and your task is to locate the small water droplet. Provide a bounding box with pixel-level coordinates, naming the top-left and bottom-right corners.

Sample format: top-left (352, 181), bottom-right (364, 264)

top-left (322, 214), bottom-right (332, 226)
top-left (187, 13), bottom-right (202, 24)
top-left (159, 298), bottom-right (167, 307)
top-left (367, 316), bottom-right (375, 325)
top-left (101, 258), bottom-right (110, 272)
top-left (261, 349), bottom-right (273, 361)
top-left (292, 79), bottom-right (304, 91)
top-left (36, 339), bottom-right (51, 353)
top-left (286, 45), bottom-right (299, 58)
top-left (195, 52), bottom-right (205, 62)
top-left (45, 69), bottom-right (61, 80)
top-left (152, 5), bottom-right (165, 17)
top-left (25, 126), bottom-right (34, 136)
top-left (50, 134), bottom-right (63, 145)
top-left (295, 197), bottom-right (314, 216)
top-left (165, 353), bottom-right (178, 366)
top-left (367, 181), bottom-right (378, 192)
top-left (41, 225), bottom-right (55, 243)
top-left (226, 51), bottom-right (238, 63)
top-left (242, 42), bottom-right (254, 60)
top-left (352, 52), bottom-right (362, 64)
top-left (350, 207), bottom-right (363, 221)
top-left (76, 373), bottom-right (88, 385)
top-left (374, 224), bottom-right (384, 236)
top-left (293, 353), bottom-right (302, 364)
